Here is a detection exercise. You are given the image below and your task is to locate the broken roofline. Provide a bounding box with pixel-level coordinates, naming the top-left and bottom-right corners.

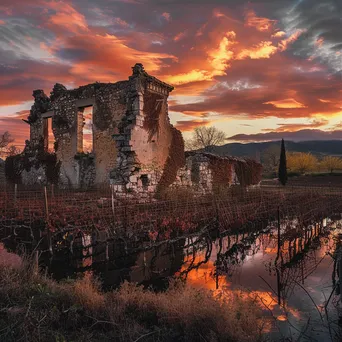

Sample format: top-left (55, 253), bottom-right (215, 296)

top-left (39, 63), bottom-right (174, 105)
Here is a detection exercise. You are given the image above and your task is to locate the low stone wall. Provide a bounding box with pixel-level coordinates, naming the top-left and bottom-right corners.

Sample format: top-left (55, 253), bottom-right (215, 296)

top-left (112, 152), bottom-right (262, 198)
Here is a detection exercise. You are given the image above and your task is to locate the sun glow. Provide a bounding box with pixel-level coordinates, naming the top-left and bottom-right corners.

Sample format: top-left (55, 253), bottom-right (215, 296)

top-left (264, 98), bottom-right (307, 109)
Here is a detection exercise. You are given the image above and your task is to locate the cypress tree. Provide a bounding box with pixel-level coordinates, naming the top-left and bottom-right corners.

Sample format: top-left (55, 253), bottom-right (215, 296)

top-left (278, 139), bottom-right (288, 186)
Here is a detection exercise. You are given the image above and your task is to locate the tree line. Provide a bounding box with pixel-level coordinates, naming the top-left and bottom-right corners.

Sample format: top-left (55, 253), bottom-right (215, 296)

top-left (263, 145), bottom-right (342, 175)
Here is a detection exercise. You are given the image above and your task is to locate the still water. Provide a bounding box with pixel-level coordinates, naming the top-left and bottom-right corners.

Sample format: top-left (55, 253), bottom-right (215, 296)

top-left (4, 217), bottom-right (342, 341)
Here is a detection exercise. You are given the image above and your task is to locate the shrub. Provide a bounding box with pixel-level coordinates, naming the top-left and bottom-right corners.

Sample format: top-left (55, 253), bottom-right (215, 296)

top-left (0, 256), bottom-right (266, 342)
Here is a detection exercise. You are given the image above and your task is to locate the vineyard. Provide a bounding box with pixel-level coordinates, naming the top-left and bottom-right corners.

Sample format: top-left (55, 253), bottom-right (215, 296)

top-left (1, 183), bottom-right (341, 256)
top-left (0, 183), bottom-right (342, 258)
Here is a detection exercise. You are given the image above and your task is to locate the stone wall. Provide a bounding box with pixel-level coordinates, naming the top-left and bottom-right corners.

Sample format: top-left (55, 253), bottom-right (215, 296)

top-left (49, 81), bottom-right (130, 188)
top-left (10, 63), bottom-right (179, 190)
top-left (111, 63), bottom-right (176, 195)
top-left (171, 152), bottom-right (262, 194)
top-left (8, 62), bottom-right (262, 194)
top-left (14, 64), bottom-right (165, 188)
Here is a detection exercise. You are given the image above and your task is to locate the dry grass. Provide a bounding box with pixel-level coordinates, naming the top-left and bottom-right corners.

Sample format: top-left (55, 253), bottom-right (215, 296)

top-left (0, 257), bottom-right (267, 342)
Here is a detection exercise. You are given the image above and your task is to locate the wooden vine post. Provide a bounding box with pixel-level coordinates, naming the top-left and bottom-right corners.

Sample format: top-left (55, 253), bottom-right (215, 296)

top-left (111, 184), bottom-right (115, 217)
top-left (14, 183), bottom-right (17, 205)
top-left (44, 186), bottom-right (52, 254)
top-left (277, 205), bottom-right (281, 253)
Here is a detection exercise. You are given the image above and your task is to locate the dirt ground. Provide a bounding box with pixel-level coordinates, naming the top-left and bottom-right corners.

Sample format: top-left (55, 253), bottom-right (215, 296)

top-left (261, 174), bottom-right (342, 187)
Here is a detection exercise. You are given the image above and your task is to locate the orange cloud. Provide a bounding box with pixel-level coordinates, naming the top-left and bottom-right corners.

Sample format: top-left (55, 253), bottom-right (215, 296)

top-left (1, 0), bottom-right (341, 144)
top-left (165, 70), bottom-right (213, 85)
top-left (0, 20), bottom-right (5, 25)
top-left (264, 98), bottom-right (307, 109)
top-left (114, 18), bottom-right (130, 28)
top-left (245, 10), bottom-right (276, 32)
top-left (166, 31), bottom-right (236, 85)
top-left (175, 119), bottom-right (211, 131)
top-left (161, 12), bottom-right (171, 21)
top-left (237, 41), bottom-right (278, 60)
top-left (53, 33), bottom-right (178, 81)
top-left (179, 110), bottom-right (210, 117)
top-left (44, 1), bottom-right (88, 34)
top-left (196, 22), bottom-right (208, 37)
top-left (237, 30), bottom-right (303, 60)
top-left (277, 30), bottom-right (304, 52)
top-left (208, 31), bottom-right (236, 74)
top-left (173, 31), bottom-right (186, 42)
top-left (272, 31), bottom-right (286, 38)
top-left (315, 37), bottom-right (324, 47)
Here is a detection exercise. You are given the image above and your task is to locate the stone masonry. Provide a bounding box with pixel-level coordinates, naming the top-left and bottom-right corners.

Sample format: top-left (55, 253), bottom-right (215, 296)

top-left (13, 63), bottom-right (177, 190)
top-left (7, 63), bottom-right (262, 193)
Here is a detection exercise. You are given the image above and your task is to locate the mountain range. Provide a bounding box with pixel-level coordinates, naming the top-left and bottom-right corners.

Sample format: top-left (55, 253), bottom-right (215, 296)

top-left (208, 140), bottom-right (342, 159)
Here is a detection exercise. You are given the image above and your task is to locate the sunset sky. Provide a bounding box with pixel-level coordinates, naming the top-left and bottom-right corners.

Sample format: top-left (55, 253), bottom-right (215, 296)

top-left (0, 0), bottom-right (341, 148)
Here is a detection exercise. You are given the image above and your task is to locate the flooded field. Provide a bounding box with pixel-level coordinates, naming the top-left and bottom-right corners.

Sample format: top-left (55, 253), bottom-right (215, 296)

top-left (4, 216), bottom-right (336, 341)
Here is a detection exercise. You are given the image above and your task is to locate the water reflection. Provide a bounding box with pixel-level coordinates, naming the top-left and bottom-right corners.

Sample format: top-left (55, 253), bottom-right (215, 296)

top-left (3, 216), bottom-right (342, 340)
top-left (176, 219), bottom-right (340, 341)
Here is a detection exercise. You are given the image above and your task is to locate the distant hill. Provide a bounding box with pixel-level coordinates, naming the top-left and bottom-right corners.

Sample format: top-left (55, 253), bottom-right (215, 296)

top-left (208, 140), bottom-right (342, 159)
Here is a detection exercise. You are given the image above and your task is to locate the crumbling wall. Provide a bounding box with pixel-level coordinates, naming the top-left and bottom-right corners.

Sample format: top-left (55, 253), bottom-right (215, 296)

top-left (28, 90), bottom-right (51, 145)
top-left (234, 159), bottom-right (263, 186)
top-left (51, 82), bottom-right (129, 188)
top-left (171, 152), bottom-right (262, 194)
top-left (111, 63), bottom-right (177, 195)
top-left (172, 154), bottom-right (213, 193)
top-left (17, 80), bottom-right (130, 188)
top-left (5, 139), bottom-right (61, 186)
top-left (13, 63), bottom-right (261, 194)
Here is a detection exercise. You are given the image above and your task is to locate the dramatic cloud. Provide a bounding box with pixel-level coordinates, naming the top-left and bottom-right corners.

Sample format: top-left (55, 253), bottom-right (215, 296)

top-left (175, 119), bottom-right (211, 131)
top-left (245, 10), bottom-right (276, 32)
top-left (263, 99), bottom-right (307, 109)
top-left (237, 41), bottom-right (278, 60)
top-left (170, 53), bottom-right (342, 120)
top-left (0, 0), bottom-right (341, 146)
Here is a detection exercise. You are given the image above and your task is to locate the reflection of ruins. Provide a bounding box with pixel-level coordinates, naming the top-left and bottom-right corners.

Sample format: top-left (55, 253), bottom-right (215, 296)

top-left (47, 236), bottom-right (187, 290)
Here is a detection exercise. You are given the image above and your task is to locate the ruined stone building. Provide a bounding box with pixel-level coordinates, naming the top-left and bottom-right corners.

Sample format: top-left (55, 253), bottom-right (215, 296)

top-left (6, 63), bottom-right (262, 193)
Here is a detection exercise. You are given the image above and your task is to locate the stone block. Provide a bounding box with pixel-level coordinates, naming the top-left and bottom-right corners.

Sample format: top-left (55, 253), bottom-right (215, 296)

top-left (129, 175), bottom-right (138, 183)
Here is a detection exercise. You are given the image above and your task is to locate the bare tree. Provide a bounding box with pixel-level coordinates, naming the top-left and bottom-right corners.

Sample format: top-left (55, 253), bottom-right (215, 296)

top-left (0, 131), bottom-right (14, 156)
top-left (261, 144), bottom-right (280, 173)
top-left (7, 145), bottom-right (21, 156)
top-left (185, 126), bottom-right (226, 152)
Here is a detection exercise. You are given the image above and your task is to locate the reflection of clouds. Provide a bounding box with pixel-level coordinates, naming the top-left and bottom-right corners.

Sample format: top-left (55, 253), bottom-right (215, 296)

top-left (180, 250), bottom-right (300, 325)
